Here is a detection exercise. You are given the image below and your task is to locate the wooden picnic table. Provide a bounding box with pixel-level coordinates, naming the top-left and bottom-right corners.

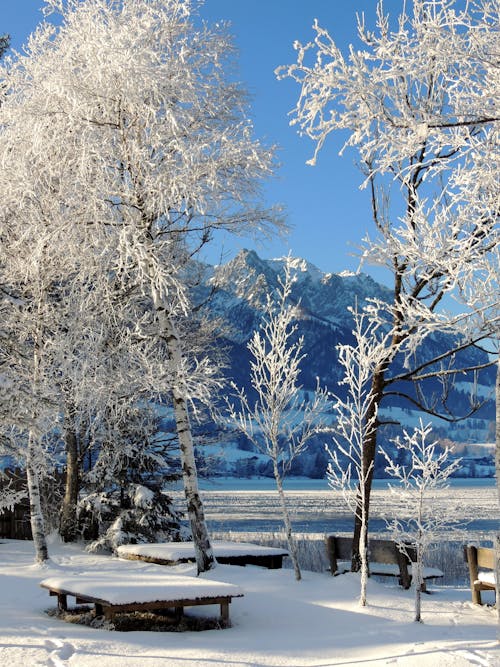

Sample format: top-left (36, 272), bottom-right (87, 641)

top-left (40, 574), bottom-right (243, 624)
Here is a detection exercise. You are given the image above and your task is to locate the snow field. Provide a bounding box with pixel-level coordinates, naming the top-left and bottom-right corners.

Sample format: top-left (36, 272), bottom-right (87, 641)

top-left (0, 538), bottom-right (498, 667)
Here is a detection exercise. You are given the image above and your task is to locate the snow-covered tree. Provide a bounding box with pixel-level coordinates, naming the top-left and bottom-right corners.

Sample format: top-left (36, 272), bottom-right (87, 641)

top-left (0, 0), bottom-right (281, 571)
top-left (278, 0), bottom-right (499, 561)
top-left (382, 420), bottom-right (462, 623)
top-left (0, 219), bottom-right (74, 562)
top-left (326, 310), bottom-right (390, 605)
top-left (227, 258), bottom-right (326, 580)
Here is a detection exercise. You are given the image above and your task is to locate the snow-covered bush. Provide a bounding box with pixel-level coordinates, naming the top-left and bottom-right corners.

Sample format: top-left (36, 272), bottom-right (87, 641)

top-left (78, 406), bottom-right (183, 551)
top-left (80, 484), bottom-right (182, 553)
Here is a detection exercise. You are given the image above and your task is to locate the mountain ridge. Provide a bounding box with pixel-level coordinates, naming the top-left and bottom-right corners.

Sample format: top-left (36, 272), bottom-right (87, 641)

top-left (191, 249), bottom-right (495, 479)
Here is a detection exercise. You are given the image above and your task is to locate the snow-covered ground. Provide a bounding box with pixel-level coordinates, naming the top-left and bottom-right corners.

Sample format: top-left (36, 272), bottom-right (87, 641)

top-left (0, 538), bottom-right (498, 666)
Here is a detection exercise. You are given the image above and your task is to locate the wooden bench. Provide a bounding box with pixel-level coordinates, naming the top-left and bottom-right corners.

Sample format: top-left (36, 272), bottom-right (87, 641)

top-left (325, 535), bottom-right (443, 590)
top-left (117, 540), bottom-right (289, 570)
top-left (40, 574), bottom-right (243, 624)
top-left (464, 545), bottom-right (497, 605)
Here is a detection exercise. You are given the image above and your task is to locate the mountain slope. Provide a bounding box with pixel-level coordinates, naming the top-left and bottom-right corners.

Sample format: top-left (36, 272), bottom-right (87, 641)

top-left (192, 249), bottom-right (495, 478)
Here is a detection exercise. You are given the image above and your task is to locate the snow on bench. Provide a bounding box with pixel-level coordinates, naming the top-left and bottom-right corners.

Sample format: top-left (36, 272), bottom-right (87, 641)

top-left (40, 573), bottom-right (243, 623)
top-left (117, 540), bottom-right (289, 569)
top-left (334, 561), bottom-right (443, 580)
top-left (476, 571), bottom-right (496, 586)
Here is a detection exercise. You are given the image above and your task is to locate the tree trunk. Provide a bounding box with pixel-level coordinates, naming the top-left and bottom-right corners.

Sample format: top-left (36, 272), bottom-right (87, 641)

top-left (414, 549), bottom-right (423, 623)
top-left (359, 514), bottom-right (368, 606)
top-left (273, 459), bottom-right (301, 581)
top-left (164, 315), bottom-right (215, 574)
top-left (27, 302), bottom-right (49, 563)
top-left (26, 432), bottom-right (48, 563)
top-left (143, 230), bottom-right (214, 573)
top-left (59, 416), bottom-right (79, 542)
top-left (352, 369), bottom-right (384, 569)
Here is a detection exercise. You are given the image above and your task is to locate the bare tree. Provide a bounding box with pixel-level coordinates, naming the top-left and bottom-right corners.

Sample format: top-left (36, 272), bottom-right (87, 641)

top-left (227, 258), bottom-right (326, 580)
top-left (382, 420), bottom-right (462, 623)
top-left (278, 0), bottom-right (499, 562)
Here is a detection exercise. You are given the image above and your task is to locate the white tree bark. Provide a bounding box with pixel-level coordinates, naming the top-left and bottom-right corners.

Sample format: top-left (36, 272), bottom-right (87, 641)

top-left (359, 511), bottom-right (368, 607)
top-left (164, 316), bottom-right (215, 573)
top-left (26, 431), bottom-right (48, 563)
top-left (273, 459), bottom-right (301, 581)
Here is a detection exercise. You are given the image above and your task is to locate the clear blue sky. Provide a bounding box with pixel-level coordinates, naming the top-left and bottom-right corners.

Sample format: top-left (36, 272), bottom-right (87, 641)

top-left (4, 0), bottom-right (403, 276)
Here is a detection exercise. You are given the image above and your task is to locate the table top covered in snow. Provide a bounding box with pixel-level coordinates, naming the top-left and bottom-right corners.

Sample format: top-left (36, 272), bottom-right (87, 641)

top-left (40, 573), bottom-right (244, 605)
top-left (116, 540), bottom-right (289, 562)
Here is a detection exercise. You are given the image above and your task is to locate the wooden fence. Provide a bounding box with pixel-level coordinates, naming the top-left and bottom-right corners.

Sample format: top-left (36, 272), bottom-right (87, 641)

top-left (0, 469), bottom-right (32, 540)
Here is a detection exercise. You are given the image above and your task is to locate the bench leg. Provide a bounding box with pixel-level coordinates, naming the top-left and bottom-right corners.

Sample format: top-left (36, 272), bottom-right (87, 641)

top-left (472, 585), bottom-right (482, 606)
top-left (220, 601), bottom-right (229, 623)
top-left (103, 606), bottom-right (115, 622)
top-left (466, 546), bottom-right (482, 605)
top-left (56, 593), bottom-right (67, 612)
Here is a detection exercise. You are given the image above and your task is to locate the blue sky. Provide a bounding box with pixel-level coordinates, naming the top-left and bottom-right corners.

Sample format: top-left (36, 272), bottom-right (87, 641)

top-left (4, 1), bottom-right (402, 277)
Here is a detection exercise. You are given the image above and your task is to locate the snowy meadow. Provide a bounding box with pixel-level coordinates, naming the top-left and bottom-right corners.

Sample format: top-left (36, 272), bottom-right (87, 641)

top-left (1, 480), bottom-right (498, 667)
top-left (0, 536), bottom-right (499, 667)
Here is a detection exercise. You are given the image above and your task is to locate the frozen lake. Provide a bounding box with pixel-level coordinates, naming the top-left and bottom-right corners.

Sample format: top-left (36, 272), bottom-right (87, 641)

top-left (180, 478), bottom-right (499, 536)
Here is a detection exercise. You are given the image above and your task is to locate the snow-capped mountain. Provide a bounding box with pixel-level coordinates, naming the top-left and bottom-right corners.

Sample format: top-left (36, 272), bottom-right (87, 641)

top-left (191, 249), bottom-right (495, 478)
top-left (199, 249), bottom-right (392, 390)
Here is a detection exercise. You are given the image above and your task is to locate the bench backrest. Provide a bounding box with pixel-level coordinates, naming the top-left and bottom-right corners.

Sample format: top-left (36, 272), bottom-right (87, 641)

top-left (476, 547), bottom-right (495, 570)
top-left (464, 545), bottom-right (495, 570)
top-left (326, 535), bottom-right (413, 565)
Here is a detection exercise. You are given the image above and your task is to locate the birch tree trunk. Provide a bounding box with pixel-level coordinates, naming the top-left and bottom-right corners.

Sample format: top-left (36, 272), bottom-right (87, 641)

top-left (156, 307), bottom-right (214, 573)
top-left (272, 459), bottom-right (301, 581)
top-left (359, 492), bottom-right (369, 607)
top-left (27, 298), bottom-right (49, 563)
top-left (26, 431), bottom-right (48, 563)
